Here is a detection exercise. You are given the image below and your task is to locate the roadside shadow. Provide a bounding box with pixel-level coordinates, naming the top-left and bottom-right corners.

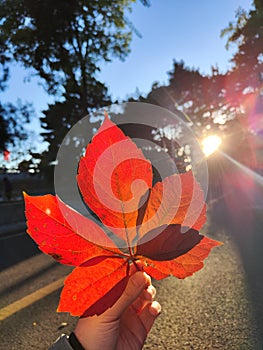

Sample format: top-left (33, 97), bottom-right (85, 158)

top-left (0, 260), bottom-right (59, 299)
top-left (0, 233), bottom-right (40, 271)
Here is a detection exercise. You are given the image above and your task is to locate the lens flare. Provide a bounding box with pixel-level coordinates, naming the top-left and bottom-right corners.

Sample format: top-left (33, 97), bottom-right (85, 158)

top-left (202, 135), bottom-right (222, 157)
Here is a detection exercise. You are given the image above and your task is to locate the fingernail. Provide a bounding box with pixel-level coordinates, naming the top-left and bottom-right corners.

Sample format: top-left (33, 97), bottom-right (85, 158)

top-left (147, 285), bottom-right (156, 298)
top-left (150, 301), bottom-right (161, 316)
top-left (143, 272), bottom-right (151, 286)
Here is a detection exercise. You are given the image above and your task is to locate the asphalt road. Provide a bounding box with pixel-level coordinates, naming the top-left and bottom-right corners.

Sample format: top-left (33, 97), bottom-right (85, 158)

top-left (0, 173), bottom-right (262, 349)
top-left (0, 231), bottom-right (39, 271)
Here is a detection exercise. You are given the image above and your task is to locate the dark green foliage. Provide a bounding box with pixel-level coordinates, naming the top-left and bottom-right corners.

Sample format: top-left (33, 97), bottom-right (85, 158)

top-left (221, 0), bottom-right (263, 91)
top-left (0, 0), bottom-right (136, 98)
top-left (0, 0), bottom-right (149, 174)
top-left (0, 101), bottom-right (32, 152)
top-left (144, 61), bottom-right (232, 136)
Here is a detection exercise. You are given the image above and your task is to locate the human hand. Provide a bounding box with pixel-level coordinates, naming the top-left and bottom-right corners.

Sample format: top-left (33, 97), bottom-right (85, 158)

top-left (74, 271), bottom-right (161, 350)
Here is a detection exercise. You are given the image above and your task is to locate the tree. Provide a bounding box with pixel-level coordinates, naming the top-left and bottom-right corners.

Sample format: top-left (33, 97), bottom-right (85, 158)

top-left (130, 58), bottom-right (257, 174)
top-left (220, 0), bottom-right (263, 126)
top-left (145, 61), bottom-right (233, 137)
top-left (0, 53), bottom-right (29, 153)
top-left (0, 0), bottom-right (150, 111)
top-left (141, 0), bottom-right (262, 167)
top-left (0, 0), bottom-right (150, 175)
top-left (220, 0), bottom-right (263, 168)
top-left (0, 100), bottom-right (33, 154)
top-left (221, 1), bottom-right (263, 93)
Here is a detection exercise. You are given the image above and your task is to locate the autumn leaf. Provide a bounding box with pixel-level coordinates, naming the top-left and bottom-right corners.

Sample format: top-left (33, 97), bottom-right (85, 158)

top-left (24, 193), bottom-right (124, 266)
top-left (77, 114), bottom-right (152, 242)
top-left (24, 115), bottom-right (222, 317)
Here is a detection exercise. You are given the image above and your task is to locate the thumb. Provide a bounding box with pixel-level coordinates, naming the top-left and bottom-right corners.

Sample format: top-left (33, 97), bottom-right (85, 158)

top-left (107, 271), bottom-right (151, 318)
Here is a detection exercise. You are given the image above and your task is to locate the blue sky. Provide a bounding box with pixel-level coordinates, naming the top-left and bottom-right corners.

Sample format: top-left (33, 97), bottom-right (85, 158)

top-left (1, 0), bottom-right (253, 114)
top-left (99, 0), bottom-right (253, 101)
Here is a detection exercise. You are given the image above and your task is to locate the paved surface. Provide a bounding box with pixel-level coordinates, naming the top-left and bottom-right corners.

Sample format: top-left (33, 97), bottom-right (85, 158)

top-left (0, 172), bottom-right (262, 349)
top-left (0, 200), bottom-right (25, 227)
top-left (144, 219), bottom-right (263, 349)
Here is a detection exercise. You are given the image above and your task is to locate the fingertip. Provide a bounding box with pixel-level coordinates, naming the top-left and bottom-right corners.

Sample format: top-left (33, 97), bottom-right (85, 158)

top-left (149, 301), bottom-right (161, 317)
top-left (146, 285), bottom-right (156, 300)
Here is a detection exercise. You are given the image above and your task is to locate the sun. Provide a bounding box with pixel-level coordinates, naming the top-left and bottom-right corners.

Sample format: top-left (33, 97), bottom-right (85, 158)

top-left (202, 135), bottom-right (222, 157)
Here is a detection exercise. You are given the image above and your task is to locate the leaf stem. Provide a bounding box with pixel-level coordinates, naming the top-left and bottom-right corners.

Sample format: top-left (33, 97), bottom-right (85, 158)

top-left (128, 243), bottom-right (133, 257)
top-left (120, 201), bottom-right (134, 257)
top-left (132, 260), bottom-right (142, 271)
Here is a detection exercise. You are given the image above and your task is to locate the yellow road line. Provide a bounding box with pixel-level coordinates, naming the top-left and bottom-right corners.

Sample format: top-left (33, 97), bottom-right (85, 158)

top-left (0, 277), bottom-right (65, 321)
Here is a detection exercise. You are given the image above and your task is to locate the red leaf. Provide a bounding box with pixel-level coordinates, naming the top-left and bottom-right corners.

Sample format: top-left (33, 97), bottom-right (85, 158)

top-left (136, 224), bottom-right (203, 261)
top-left (138, 171), bottom-right (206, 239)
top-left (142, 236), bottom-right (222, 279)
top-left (81, 275), bottom-right (130, 317)
top-left (77, 115), bottom-right (152, 242)
top-left (57, 258), bottom-right (128, 316)
top-left (24, 116), bottom-right (222, 317)
top-left (24, 193), bottom-right (124, 266)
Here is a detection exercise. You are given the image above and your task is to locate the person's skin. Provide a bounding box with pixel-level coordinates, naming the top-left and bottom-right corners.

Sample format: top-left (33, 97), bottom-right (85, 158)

top-left (74, 271), bottom-right (161, 350)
